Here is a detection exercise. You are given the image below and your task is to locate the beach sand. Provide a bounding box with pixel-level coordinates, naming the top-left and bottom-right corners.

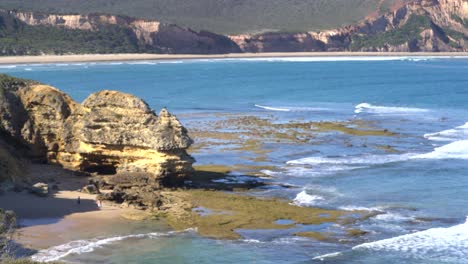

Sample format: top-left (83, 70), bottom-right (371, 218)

top-left (0, 164), bottom-right (149, 250)
top-left (0, 52), bottom-right (467, 65)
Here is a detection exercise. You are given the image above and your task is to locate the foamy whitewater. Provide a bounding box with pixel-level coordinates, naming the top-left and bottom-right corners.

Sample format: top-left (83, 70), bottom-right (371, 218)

top-left (3, 57), bottom-right (468, 263)
top-left (353, 217), bottom-right (468, 263)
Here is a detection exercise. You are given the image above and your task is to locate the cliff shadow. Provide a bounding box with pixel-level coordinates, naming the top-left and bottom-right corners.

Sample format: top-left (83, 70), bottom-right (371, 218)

top-left (0, 163), bottom-right (99, 226)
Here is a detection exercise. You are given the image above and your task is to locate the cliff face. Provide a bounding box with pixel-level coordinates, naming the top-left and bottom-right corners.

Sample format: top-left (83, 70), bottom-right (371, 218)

top-left (0, 75), bottom-right (194, 186)
top-left (230, 0), bottom-right (468, 52)
top-left (2, 1), bottom-right (468, 53)
top-left (7, 10), bottom-right (241, 54)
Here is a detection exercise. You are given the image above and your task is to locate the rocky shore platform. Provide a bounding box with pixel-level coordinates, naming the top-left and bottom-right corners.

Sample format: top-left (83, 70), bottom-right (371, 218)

top-left (0, 74), bottom-right (377, 262)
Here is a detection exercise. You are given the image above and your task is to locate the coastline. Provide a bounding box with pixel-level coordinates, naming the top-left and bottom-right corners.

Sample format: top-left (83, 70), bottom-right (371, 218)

top-left (0, 190), bottom-right (147, 250)
top-left (0, 52), bottom-right (468, 65)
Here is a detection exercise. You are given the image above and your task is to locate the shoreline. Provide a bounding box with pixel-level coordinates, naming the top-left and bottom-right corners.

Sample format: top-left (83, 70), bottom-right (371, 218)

top-left (0, 52), bottom-right (468, 65)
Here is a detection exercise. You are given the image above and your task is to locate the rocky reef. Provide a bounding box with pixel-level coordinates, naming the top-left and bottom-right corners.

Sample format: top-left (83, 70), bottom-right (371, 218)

top-left (0, 74), bottom-right (194, 188)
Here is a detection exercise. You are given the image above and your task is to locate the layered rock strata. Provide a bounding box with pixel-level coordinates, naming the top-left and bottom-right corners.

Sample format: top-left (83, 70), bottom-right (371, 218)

top-left (0, 75), bottom-right (194, 186)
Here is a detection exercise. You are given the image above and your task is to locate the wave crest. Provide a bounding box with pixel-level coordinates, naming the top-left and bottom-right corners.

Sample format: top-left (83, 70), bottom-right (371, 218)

top-left (355, 103), bottom-right (429, 115)
top-left (352, 217), bottom-right (468, 263)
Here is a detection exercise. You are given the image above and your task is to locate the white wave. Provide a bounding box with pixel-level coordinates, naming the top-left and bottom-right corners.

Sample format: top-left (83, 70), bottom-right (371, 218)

top-left (313, 251), bottom-right (343, 260)
top-left (374, 212), bottom-right (414, 222)
top-left (292, 191), bottom-right (324, 207)
top-left (353, 217), bottom-right (468, 263)
top-left (424, 122), bottom-right (468, 142)
top-left (254, 104), bottom-right (330, 112)
top-left (254, 104), bottom-right (291, 112)
top-left (412, 140), bottom-right (468, 160)
top-left (271, 236), bottom-right (310, 244)
top-left (0, 65), bottom-right (17, 69)
top-left (339, 205), bottom-right (385, 212)
top-left (241, 239), bottom-right (263, 244)
top-left (229, 56), bottom-right (461, 62)
top-left (287, 153), bottom-right (415, 166)
top-left (31, 229), bottom-right (194, 262)
top-left (354, 103), bottom-right (429, 115)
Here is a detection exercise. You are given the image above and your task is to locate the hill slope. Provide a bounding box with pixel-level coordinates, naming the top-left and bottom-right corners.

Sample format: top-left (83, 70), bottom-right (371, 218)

top-left (0, 0), bottom-right (467, 54)
top-left (0, 0), bottom-right (407, 34)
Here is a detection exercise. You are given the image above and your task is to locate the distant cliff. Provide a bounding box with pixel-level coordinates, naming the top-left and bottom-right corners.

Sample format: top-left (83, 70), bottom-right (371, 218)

top-left (1, 0), bottom-right (468, 54)
top-left (0, 10), bottom-right (241, 55)
top-left (229, 0), bottom-right (468, 52)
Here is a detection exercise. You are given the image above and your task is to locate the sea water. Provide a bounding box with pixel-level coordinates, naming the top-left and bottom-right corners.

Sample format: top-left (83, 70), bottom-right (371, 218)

top-left (3, 57), bottom-right (468, 263)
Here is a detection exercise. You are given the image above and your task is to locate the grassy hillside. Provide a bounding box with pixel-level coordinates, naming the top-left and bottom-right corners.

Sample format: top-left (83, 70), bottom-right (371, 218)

top-left (0, 0), bottom-right (404, 34)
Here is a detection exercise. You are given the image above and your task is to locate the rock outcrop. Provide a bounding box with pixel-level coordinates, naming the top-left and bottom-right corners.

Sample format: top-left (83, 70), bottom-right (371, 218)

top-left (0, 74), bottom-right (194, 186)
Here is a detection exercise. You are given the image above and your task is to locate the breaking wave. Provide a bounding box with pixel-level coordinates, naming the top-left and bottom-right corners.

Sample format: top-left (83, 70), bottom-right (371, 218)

top-left (254, 104), bottom-right (330, 112)
top-left (31, 229), bottom-right (195, 262)
top-left (287, 153), bottom-right (415, 166)
top-left (352, 217), bottom-right (468, 263)
top-left (424, 122), bottom-right (468, 142)
top-left (413, 140), bottom-right (468, 160)
top-left (292, 191), bottom-right (324, 206)
top-left (354, 103), bottom-right (429, 115)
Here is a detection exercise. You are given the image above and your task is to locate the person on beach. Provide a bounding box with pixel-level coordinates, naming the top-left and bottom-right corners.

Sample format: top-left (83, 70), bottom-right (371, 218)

top-left (77, 196), bottom-right (81, 205)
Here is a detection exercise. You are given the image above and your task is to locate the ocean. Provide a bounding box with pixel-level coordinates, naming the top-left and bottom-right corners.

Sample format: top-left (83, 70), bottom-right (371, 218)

top-left (4, 56), bottom-right (468, 263)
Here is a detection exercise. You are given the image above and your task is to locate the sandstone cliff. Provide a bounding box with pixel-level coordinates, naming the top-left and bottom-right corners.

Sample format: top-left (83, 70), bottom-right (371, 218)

top-left (0, 74), bottom-right (194, 186)
top-left (3, 10), bottom-right (241, 54)
top-left (230, 0), bottom-right (468, 52)
top-left (1, 1), bottom-right (468, 54)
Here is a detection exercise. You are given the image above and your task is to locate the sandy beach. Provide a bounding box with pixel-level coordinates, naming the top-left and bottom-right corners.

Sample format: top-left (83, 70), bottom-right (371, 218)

top-left (0, 52), bottom-right (468, 65)
top-left (0, 164), bottom-right (151, 251)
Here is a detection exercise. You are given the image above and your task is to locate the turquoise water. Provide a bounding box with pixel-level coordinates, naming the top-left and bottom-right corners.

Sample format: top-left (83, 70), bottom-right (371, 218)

top-left (4, 57), bottom-right (468, 263)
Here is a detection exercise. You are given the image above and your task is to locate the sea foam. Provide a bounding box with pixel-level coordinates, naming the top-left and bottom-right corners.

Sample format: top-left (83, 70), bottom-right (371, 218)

top-left (254, 104), bottom-right (330, 112)
top-left (413, 140), bottom-right (468, 160)
top-left (424, 122), bottom-right (468, 142)
top-left (31, 229), bottom-right (194, 262)
top-left (292, 191), bottom-right (324, 207)
top-left (352, 217), bottom-right (468, 263)
top-left (354, 103), bottom-right (429, 115)
top-left (287, 153), bottom-right (415, 166)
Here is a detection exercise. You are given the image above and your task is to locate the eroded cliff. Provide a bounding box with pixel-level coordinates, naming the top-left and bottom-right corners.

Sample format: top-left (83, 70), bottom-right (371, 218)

top-left (0, 74), bottom-right (194, 187)
top-left (2, 10), bottom-right (241, 54)
top-left (230, 0), bottom-right (468, 52)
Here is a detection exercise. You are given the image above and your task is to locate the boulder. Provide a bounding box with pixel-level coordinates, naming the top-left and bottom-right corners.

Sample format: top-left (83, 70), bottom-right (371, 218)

top-left (30, 182), bottom-right (48, 197)
top-left (81, 184), bottom-right (99, 194)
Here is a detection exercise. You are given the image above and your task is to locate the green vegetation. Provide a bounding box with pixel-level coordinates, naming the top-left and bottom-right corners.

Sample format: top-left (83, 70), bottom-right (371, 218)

top-left (0, 0), bottom-right (404, 34)
top-left (0, 209), bottom-right (16, 258)
top-left (451, 14), bottom-right (468, 28)
top-left (443, 27), bottom-right (467, 41)
top-left (350, 14), bottom-right (432, 50)
top-left (0, 12), bottom-right (148, 55)
top-left (0, 74), bottom-right (35, 90)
